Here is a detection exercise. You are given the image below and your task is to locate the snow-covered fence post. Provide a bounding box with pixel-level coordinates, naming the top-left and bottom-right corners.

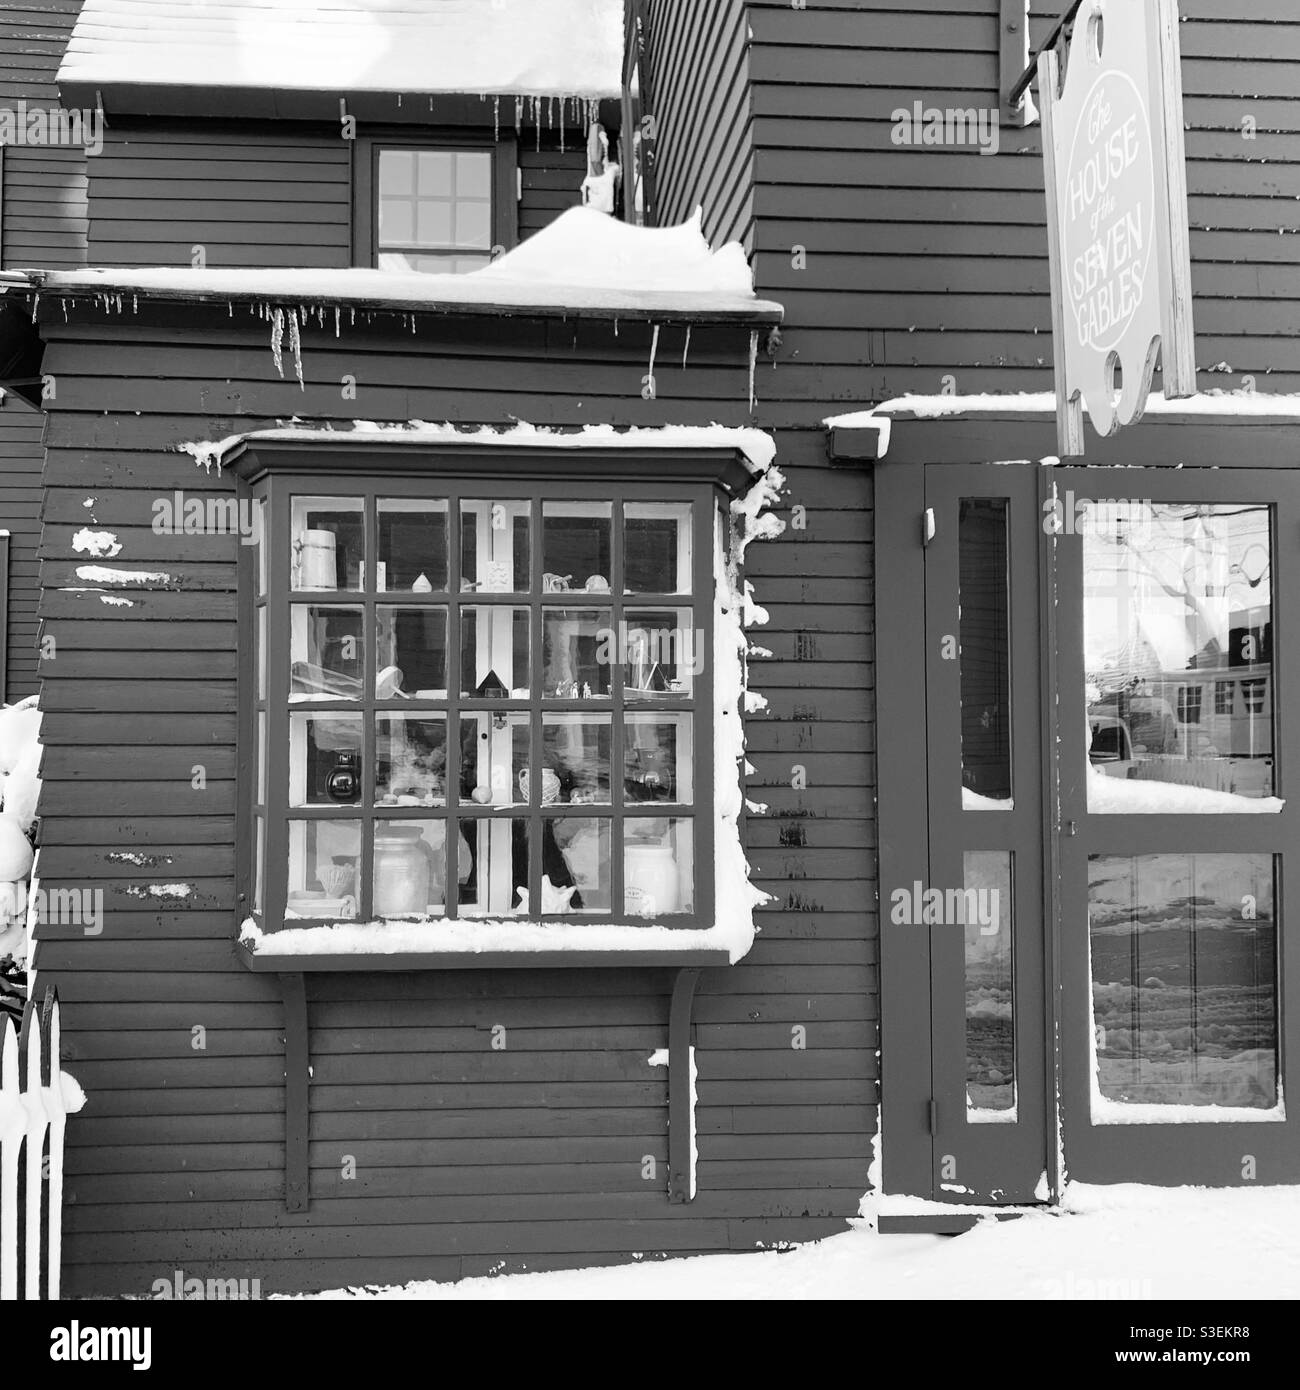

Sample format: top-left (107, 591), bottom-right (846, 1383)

top-left (0, 990), bottom-right (73, 1300)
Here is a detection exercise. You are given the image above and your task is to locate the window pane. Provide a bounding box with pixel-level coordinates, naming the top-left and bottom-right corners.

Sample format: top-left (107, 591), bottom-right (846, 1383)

top-left (291, 496), bottom-right (364, 592)
top-left (456, 151), bottom-right (492, 199)
top-left (416, 150), bottom-right (453, 195)
top-left (625, 714), bottom-right (693, 805)
top-left (549, 817), bottom-right (611, 914)
top-left (544, 715), bottom-right (612, 804)
top-left (253, 816), bottom-right (264, 914)
top-left (290, 713), bottom-right (363, 808)
top-left (257, 607), bottom-right (266, 701)
top-left (543, 501), bottom-right (612, 591)
top-left (257, 711), bottom-right (266, 806)
top-left (287, 820), bottom-right (360, 919)
top-left (374, 819), bottom-right (459, 917)
top-left (1084, 502), bottom-right (1275, 808)
top-left (459, 712), bottom-right (530, 807)
top-left (454, 199), bottom-right (492, 249)
top-left (959, 499), bottom-right (1012, 808)
top-left (462, 499), bottom-right (531, 594)
top-left (291, 605), bottom-right (363, 701)
top-left (416, 201), bottom-right (453, 247)
top-left (459, 818), bottom-right (529, 917)
top-left (378, 499), bottom-right (448, 593)
top-left (380, 199), bottom-right (413, 246)
top-left (255, 499), bottom-right (267, 597)
top-left (377, 715), bottom-right (448, 807)
top-left (623, 608), bottom-right (698, 700)
top-left (625, 502), bottom-right (692, 595)
top-left (964, 851), bottom-right (1015, 1119)
top-left (461, 606), bottom-right (530, 697)
top-left (1090, 854), bottom-right (1278, 1114)
top-left (624, 817), bottom-right (694, 917)
top-left (543, 607), bottom-right (612, 698)
top-left (376, 606), bottom-right (448, 697)
top-left (379, 149), bottom-right (414, 196)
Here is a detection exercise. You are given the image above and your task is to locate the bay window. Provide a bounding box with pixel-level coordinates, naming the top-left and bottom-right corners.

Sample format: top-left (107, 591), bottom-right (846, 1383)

top-left (236, 447), bottom-right (749, 933)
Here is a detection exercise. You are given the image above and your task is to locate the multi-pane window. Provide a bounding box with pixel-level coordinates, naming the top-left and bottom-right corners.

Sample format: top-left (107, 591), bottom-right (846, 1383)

top-left (1176, 685), bottom-right (1203, 725)
top-left (246, 472), bottom-right (714, 929)
top-left (1242, 678), bottom-right (1268, 715)
top-left (1214, 680), bottom-right (1234, 716)
top-left (376, 147), bottom-right (494, 274)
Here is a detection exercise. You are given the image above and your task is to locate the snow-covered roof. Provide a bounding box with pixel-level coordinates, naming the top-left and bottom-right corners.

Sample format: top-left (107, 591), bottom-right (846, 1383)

top-left (828, 391), bottom-right (1300, 426)
top-left (58, 0), bottom-right (626, 99)
top-left (8, 209), bottom-right (782, 324)
top-left (198, 421), bottom-right (781, 475)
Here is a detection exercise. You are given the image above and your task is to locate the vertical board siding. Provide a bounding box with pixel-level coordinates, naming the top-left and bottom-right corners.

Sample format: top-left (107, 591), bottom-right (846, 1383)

top-left (750, 0), bottom-right (1300, 406)
top-left (0, 405), bottom-right (42, 699)
top-left (32, 306), bottom-right (873, 1293)
top-left (645, 0), bottom-right (755, 250)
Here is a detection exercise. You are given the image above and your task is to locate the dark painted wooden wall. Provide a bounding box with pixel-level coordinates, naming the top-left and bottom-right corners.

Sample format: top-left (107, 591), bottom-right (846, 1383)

top-left (0, 0), bottom-right (86, 699)
top-left (31, 297), bottom-right (872, 1294)
top-left (644, 0), bottom-right (755, 252)
top-left (85, 124), bottom-right (589, 269)
top-left (747, 0), bottom-right (1300, 407)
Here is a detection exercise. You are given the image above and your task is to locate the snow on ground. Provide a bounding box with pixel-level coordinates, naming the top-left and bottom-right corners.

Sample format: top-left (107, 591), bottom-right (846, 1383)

top-left (60, 0), bottom-right (626, 98)
top-left (292, 1184), bottom-right (1300, 1300)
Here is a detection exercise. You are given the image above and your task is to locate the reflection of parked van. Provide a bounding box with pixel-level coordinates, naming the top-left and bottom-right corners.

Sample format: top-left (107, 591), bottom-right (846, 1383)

top-left (1094, 692), bottom-right (1179, 754)
top-left (1088, 710), bottom-right (1136, 778)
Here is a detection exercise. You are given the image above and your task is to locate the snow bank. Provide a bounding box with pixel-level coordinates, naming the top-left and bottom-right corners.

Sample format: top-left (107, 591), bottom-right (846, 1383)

top-left (29, 211), bottom-right (780, 321)
top-left (60, 0), bottom-right (626, 99)
top-left (0, 697), bottom-right (41, 834)
top-left (1088, 771), bottom-right (1284, 815)
top-left (286, 1181), bottom-right (1300, 1300)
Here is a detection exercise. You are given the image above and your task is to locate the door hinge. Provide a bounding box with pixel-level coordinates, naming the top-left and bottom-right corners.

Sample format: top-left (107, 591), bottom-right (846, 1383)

top-left (928, 1098), bottom-right (938, 1133)
top-left (921, 507), bottom-right (936, 547)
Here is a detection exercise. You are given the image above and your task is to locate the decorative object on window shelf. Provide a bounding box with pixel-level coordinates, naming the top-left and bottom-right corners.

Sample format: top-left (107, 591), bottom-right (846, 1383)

top-left (373, 824), bottom-right (432, 917)
top-left (585, 575), bottom-right (610, 593)
top-left (412, 573), bottom-right (433, 593)
top-left (516, 876), bottom-right (578, 915)
top-left (326, 751), bottom-right (362, 805)
top-left (543, 573), bottom-right (573, 592)
top-left (519, 768), bottom-right (562, 806)
top-left (625, 834), bottom-right (680, 917)
top-left (476, 669), bottom-right (508, 699)
top-left (295, 530), bottom-right (338, 591)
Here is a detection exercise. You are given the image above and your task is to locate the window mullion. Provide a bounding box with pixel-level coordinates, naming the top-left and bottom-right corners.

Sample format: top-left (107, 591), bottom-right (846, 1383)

top-left (447, 490), bottom-right (462, 918)
top-left (611, 496), bottom-right (626, 924)
top-left (529, 490), bottom-right (543, 919)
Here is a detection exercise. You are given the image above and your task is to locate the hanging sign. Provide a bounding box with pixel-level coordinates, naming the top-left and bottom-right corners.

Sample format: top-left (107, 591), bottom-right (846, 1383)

top-left (1039, 0), bottom-right (1196, 455)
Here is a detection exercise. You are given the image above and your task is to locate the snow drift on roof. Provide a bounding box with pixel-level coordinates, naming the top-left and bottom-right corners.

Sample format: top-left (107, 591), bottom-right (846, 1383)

top-left (24, 209), bottom-right (780, 321)
top-left (827, 390), bottom-right (1300, 427)
top-left (59, 0), bottom-right (626, 99)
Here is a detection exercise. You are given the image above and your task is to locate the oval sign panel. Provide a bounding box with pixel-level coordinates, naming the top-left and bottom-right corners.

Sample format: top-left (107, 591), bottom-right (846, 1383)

top-left (1041, 0), bottom-right (1195, 449)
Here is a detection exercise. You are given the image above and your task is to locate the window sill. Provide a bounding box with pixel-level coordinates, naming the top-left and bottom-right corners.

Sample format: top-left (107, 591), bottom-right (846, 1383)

top-left (235, 939), bottom-right (731, 973)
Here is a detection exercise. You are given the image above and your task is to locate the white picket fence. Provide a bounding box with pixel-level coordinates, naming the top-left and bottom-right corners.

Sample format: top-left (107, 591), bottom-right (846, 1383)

top-left (0, 990), bottom-right (69, 1300)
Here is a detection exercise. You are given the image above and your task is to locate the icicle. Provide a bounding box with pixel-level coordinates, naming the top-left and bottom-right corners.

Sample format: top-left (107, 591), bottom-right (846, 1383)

top-left (534, 96), bottom-right (541, 151)
top-left (228, 301), bottom-right (233, 317)
top-left (494, 96), bottom-right (500, 142)
top-left (748, 330), bottom-right (759, 412)
top-left (682, 325), bottom-right (692, 370)
top-left (515, 96), bottom-right (524, 131)
top-left (132, 294), bottom-right (138, 314)
top-left (559, 98), bottom-right (566, 154)
top-left (334, 306), bottom-right (341, 338)
top-left (648, 323), bottom-right (660, 392)
top-left (349, 307), bottom-right (356, 326)
top-left (270, 307), bottom-right (285, 379)
top-left (30, 293), bottom-right (39, 323)
top-left (61, 299), bottom-right (68, 322)
top-left (287, 312), bottom-right (304, 390)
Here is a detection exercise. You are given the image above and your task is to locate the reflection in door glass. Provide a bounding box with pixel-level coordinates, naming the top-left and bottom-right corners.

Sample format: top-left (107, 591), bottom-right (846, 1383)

top-left (959, 500), bottom-right (1013, 810)
top-left (1089, 854), bottom-right (1279, 1115)
top-left (964, 851), bottom-right (1015, 1119)
top-left (1083, 502), bottom-right (1277, 811)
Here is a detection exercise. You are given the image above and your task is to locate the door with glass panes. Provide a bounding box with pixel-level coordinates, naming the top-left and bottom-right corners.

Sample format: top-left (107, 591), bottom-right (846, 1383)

top-left (917, 461), bottom-right (1300, 1204)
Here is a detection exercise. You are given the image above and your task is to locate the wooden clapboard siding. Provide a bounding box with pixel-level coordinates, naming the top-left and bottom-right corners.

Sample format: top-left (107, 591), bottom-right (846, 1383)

top-left (749, 0), bottom-right (1300, 411)
top-left (28, 301), bottom-right (875, 1295)
top-left (644, 0), bottom-right (755, 250)
top-left (0, 402), bottom-right (42, 698)
top-left (86, 125), bottom-right (596, 268)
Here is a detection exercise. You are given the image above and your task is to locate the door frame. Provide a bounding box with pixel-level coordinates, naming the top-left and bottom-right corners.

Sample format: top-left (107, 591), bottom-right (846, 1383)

top-left (873, 411), bottom-right (1300, 1214)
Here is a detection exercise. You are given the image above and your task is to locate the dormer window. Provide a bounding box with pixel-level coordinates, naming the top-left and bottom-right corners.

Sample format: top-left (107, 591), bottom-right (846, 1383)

top-left (355, 137), bottom-right (517, 273)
